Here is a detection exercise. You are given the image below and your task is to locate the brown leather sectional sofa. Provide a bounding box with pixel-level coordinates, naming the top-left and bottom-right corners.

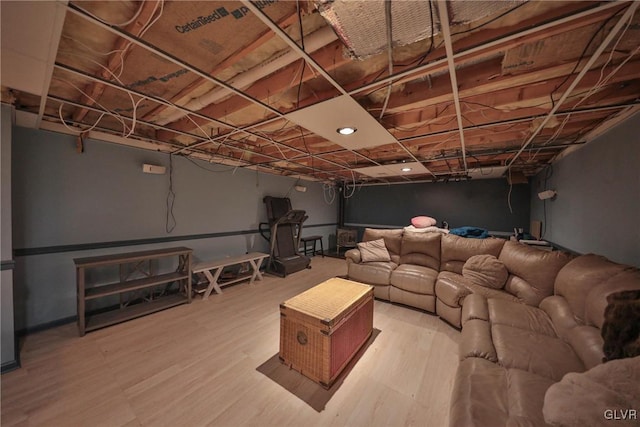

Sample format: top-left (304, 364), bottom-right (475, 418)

top-left (345, 228), bottom-right (640, 427)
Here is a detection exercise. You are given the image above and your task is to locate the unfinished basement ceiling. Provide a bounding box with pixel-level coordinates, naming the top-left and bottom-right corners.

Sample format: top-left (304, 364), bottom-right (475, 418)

top-left (2, 0), bottom-right (640, 185)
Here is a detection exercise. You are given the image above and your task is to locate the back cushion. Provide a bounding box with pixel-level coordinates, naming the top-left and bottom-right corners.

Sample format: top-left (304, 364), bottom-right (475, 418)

top-left (362, 228), bottom-right (403, 264)
top-left (462, 255), bottom-right (508, 289)
top-left (399, 232), bottom-right (441, 271)
top-left (554, 254), bottom-right (628, 324)
top-left (584, 267), bottom-right (640, 329)
top-left (499, 241), bottom-right (573, 306)
top-left (440, 234), bottom-right (505, 274)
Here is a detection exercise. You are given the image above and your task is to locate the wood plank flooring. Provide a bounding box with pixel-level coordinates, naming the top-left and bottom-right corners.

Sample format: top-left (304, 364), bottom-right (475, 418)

top-left (1, 257), bottom-right (460, 427)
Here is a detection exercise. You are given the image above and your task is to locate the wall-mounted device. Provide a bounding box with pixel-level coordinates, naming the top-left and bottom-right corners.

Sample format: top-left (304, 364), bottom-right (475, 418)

top-left (142, 164), bottom-right (166, 174)
top-left (294, 185), bottom-right (307, 193)
top-left (538, 190), bottom-right (557, 200)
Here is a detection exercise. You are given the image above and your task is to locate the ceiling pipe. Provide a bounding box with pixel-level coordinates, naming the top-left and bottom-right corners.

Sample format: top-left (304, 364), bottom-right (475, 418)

top-left (156, 26), bottom-right (338, 125)
top-left (437, 0), bottom-right (468, 173)
top-left (506, 1), bottom-right (639, 169)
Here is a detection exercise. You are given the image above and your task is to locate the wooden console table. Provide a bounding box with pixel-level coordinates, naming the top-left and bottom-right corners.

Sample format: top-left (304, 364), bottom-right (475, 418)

top-left (192, 252), bottom-right (268, 300)
top-left (75, 247), bottom-right (192, 336)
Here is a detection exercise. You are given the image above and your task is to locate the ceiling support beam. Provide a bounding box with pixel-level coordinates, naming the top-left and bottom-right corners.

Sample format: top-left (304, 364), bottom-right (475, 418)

top-left (241, 0), bottom-right (348, 96)
top-left (437, 0), bottom-right (467, 173)
top-left (35, 0), bottom-right (67, 129)
top-left (505, 2), bottom-right (639, 169)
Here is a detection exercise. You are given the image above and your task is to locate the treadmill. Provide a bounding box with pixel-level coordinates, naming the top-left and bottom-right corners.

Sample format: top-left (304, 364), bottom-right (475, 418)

top-left (259, 196), bottom-right (311, 277)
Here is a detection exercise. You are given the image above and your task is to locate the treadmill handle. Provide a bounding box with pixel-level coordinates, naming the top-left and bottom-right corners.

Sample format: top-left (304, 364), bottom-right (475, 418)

top-left (258, 222), bottom-right (271, 242)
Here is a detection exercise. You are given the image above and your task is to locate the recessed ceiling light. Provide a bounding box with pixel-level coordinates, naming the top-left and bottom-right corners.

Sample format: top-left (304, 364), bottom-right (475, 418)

top-left (401, 167), bottom-right (412, 172)
top-left (337, 127), bottom-right (357, 135)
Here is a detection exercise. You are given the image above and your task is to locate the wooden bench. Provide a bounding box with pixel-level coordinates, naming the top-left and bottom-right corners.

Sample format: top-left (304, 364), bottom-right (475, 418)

top-left (300, 235), bottom-right (324, 257)
top-left (192, 252), bottom-right (268, 300)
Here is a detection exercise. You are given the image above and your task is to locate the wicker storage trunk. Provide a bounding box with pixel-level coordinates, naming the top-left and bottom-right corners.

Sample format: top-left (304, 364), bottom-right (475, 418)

top-left (279, 278), bottom-right (374, 388)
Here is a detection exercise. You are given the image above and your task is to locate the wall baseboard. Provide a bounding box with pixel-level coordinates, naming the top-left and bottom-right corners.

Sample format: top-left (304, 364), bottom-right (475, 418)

top-left (16, 315), bottom-right (77, 337)
top-left (1, 359), bottom-right (20, 374)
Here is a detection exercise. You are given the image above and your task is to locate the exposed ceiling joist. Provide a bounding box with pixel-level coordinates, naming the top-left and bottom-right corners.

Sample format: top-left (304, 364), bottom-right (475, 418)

top-left (505, 1), bottom-right (639, 169)
top-left (3, 0), bottom-right (639, 184)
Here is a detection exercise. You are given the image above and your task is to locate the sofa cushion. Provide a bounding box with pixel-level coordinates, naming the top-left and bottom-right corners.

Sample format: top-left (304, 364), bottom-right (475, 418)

top-left (389, 287), bottom-right (435, 312)
top-left (440, 234), bottom-right (504, 274)
top-left (462, 254), bottom-right (508, 289)
top-left (362, 228), bottom-right (403, 264)
top-left (487, 298), bottom-right (557, 337)
top-left (449, 358), bottom-right (510, 427)
top-left (357, 238), bottom-right (391, 263)
top-left (554, 254), bottom-right (628, 324)
top-left (492, 324), bottom-right (585, 381)
top-left (499, 241), bottom-right (573, 307)
top-left (390, 264), bottom-right (438, 295)
top-left (348, 261), bottom-right (397, 286)
top-left (450, 358), bottom-right (554, 427)
top-left (399, 231), bottom-right (441, 270)
top-left (543, 355), bottom-right (640, 427)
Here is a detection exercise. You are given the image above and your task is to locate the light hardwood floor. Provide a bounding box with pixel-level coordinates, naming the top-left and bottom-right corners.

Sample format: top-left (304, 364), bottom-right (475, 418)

top-left (1, 257), bottom-right (460, 427)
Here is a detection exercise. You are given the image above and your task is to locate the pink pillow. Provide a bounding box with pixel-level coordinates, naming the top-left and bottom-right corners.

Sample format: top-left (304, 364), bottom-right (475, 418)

top-left (411, 216), bottom-right (437, 228)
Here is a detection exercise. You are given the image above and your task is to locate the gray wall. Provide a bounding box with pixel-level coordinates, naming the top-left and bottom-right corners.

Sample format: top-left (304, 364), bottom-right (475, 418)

top-left (345, 179), bottom-right (530, 232)
top-left (2, 104), bottom-right (16, 370)
top-left (530, 112), bottom-right (640, 267)
top-left (12, 127), bottom-right (338, 330)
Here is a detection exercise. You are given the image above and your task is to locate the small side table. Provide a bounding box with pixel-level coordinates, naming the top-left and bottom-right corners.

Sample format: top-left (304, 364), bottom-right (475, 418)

top-left (300, 235), bottom-right (324, 257)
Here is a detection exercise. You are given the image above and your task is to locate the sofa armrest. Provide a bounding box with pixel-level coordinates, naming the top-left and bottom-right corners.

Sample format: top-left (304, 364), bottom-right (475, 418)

top-left (459, 319), bottom-right (498, 362)
top-left (461, 293), bottom-right (490, 327)
top-left (345, 248), bottom-right (361, 264)
top-left (539, 295), bottom-right (579, 341)
top-left (503, 275), bottom-right (541, 306)
top-left (436, 274), bottom-right (472, 307)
